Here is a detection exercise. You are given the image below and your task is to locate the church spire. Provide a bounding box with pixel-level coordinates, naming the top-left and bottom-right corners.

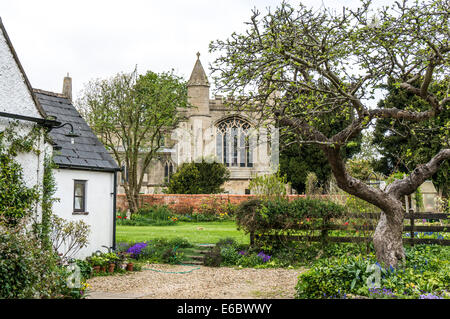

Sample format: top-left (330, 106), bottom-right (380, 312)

top-left (187, 52), bottom-right (210, 87)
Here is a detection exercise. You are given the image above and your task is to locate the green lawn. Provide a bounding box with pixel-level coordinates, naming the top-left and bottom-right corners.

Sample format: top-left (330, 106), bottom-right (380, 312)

top-left (116, 220), bottom-right (249, 245)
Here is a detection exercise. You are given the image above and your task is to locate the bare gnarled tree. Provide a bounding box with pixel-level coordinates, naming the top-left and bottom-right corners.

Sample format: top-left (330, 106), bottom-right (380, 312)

top-left (210, 0), bottom-right (449, 267)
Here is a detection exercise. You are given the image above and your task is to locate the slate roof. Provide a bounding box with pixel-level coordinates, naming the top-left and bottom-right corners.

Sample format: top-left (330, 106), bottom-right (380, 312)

top-left (34, 89), bottom-right (120, 172)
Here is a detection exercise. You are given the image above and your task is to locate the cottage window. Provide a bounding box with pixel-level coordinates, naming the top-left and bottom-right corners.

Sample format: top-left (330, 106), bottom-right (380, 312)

top-left (74, 180), bottom-right (86, 212)
top-left (216, 117), bottom-right (253, 167)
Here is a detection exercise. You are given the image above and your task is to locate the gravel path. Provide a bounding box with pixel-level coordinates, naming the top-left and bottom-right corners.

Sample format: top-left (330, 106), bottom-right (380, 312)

top-left (86, 264), bottom-right (305, 299)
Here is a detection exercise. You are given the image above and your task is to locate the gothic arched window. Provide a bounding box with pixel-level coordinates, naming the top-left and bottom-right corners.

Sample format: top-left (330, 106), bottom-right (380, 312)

top-left (164, 161), bottom-right (174, 182)
top-left (216, 117), bottom-right (253, 167)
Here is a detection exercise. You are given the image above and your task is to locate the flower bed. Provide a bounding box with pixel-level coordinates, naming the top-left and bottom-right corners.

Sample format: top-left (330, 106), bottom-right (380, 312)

top-left (295, 245), bottom-right (450, 299)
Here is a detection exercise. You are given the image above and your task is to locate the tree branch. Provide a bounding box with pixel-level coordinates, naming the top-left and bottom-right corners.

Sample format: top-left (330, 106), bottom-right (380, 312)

top-left (321, 145), bottom-right (394, 212)
top-left (387, 148), bottom-right (450, 199)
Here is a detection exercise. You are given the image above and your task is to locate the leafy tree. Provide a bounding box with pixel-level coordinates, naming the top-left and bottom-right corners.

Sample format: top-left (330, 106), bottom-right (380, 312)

top-left (77, 69), bottom-right (190, 213)
top-left (280, 143), bottom-right (330, 194)
top-left (210, 0), bottom-right (449, 267)
top-left (279, 87), bottom-right (362, 194)
top-left (249, 172), bottom-right (288, 199)
top-left (165, 160), bottom-right (230, 194)
top-left (346, 158), bottom-right (379, 182)
top-left (372, 79), bottom-right (449, 197)
top-left (280, 133), bottom-right (360, 194)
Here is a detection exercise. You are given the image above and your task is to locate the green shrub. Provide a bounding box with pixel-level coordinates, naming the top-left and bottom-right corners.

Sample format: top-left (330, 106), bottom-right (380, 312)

top-left (295, 245), bottom-right (450, 299)
top-left (204, 246), bottom-right (223, 267)
top-left (0, 220), bottom-right (76, 298)
top-left (220, 246), bottom-right (242, 266)
top-left (239, 253), bottom-right (269, 268)
top-left (249, 172), bottom-right (288, 200)
top-left (216, 237), bottom-right (239, 248)
top-left (138, 204), bottom-right (173, 219)
top-left (379, 245), bottom-right (450, 297)
top-left (75, 259), bottom-right (93, 280)
top-left (118, 202), bottom-right (237, 225)
top-left (194, 196), bottom-right (236, 220)
top-left (118, 200), bottom-right (238, 226)
top-left (165, 160), bottom-right (230, 194)
top-left (305, 172), bottom-right (322, 196)
top-left (210, 238), bottom-right (276, 268)
top-left (121, 237), bottom-right (193, 264)
top-left (168, 237), bottom-right (193, 249)
top-left (236, 197), bottom-right (346, 235)
top-left (117, 205), bottom-right (179, 226)
top-left (295, 254), bottom-right (374, 299)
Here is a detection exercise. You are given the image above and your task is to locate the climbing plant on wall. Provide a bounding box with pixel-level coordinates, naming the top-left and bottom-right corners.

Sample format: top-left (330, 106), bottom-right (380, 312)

top-left (0, 122), bottom-right (41, 225)
top-left (0, 122), bottom-right (59, 244)
top-left (38, 155), bottom-right (59, 250)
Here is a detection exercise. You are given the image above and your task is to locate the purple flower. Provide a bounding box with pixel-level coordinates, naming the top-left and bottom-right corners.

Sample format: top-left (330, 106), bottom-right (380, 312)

top-left (257, 251), bottom-right (271, 263)
top-left (368, 287), bottom-right (396, 298)
top-left (127, 242), bottom-right (148, 259)
top-left (238, 250), bottom-right (247, 256)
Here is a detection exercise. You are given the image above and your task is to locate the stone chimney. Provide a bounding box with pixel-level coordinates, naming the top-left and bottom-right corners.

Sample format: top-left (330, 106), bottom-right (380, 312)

top-left (62, 73), bottom-right (72, 100)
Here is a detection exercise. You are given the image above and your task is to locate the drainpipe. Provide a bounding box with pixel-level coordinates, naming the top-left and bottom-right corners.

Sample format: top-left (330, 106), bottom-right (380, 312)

top-left (35, 131), bottom-right (41, 221)
top-left (112, 170), bottom-right (118, 250)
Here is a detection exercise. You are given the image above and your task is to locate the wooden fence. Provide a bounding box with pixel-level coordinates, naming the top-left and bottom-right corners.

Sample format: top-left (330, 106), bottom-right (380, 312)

top-left (250, 211), bottom-right (450, 246)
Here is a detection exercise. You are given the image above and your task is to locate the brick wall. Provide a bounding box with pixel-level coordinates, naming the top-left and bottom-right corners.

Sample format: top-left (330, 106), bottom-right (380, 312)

top-left (116, 194), bottom-right (347, 213)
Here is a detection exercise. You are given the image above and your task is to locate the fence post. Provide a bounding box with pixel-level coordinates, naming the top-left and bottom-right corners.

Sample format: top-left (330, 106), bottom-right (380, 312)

top-left (321, 215), bottom-right (330, 247)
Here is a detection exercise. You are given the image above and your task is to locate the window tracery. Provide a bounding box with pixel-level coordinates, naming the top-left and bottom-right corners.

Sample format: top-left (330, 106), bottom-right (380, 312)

top-left (216, 117), bottom-right (253, 167)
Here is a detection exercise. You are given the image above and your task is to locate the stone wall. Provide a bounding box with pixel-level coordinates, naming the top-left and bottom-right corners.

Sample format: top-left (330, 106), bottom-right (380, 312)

top-left (116, 194), bottom-right (348, 213)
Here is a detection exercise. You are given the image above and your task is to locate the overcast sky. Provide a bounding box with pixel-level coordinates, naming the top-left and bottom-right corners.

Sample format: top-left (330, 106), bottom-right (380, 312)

top-left (0, 0), bottom-right (393, 102)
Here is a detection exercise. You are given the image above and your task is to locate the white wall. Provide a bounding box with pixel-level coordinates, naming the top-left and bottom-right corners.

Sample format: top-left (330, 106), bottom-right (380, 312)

top-left (0, 28), bottom-right (41, 118)
top-left (0, 25), bottom-right (50, 220)
top-left (52, 168), bottom-right (115, 259)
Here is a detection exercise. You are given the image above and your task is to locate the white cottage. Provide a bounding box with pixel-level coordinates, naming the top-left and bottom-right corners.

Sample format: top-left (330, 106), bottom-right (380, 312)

top-left (0, 18), bottom-right (53, 220)
top-left (1, 17), bottom-right (120, 259)
top-left (34, 80), bottom-right (121, 259)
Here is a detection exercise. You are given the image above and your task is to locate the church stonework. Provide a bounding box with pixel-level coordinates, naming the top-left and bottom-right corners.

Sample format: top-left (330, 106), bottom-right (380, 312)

top-left (118, 53), bottom-right (277, 195)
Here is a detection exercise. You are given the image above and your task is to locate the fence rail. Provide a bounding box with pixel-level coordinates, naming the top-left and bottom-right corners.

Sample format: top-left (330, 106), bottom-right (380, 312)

top-left (251, 211), bottom-right (450, 246)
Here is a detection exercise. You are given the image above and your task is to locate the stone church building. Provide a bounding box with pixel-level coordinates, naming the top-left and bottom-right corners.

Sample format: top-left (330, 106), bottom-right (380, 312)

top-left (118, 53), bottom-right (277, 195)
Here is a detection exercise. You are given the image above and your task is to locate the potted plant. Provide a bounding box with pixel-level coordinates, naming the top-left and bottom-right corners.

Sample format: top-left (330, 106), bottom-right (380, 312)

top-left (120, 251), bottom-right (134, 271)
top-left (126, 262), bottom-right (134, 271)
top-left (104, 252), bottom-right (120, 273)
top-left (90, 256), bottom-right (106, 273)
top-left (117, 252), bottom-right (128, 270)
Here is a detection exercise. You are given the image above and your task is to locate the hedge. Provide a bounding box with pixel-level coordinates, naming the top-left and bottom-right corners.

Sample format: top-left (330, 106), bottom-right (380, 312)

top-left (235, 197), bottom-right (346, 235)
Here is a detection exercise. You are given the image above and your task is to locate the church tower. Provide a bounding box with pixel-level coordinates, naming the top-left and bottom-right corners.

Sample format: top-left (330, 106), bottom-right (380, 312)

top-left (187, 52), bottom-right (210, 115)
top-left (181, 52), bottom-right (213, 163)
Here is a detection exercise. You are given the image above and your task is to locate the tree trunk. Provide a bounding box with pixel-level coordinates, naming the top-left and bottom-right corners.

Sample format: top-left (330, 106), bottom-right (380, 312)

top-left (319, 146), bottom-right (450, 268)
top-left (124, 184), bottom-right (139, 215)
top-left (373, 202), bottom-right (405, 268)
